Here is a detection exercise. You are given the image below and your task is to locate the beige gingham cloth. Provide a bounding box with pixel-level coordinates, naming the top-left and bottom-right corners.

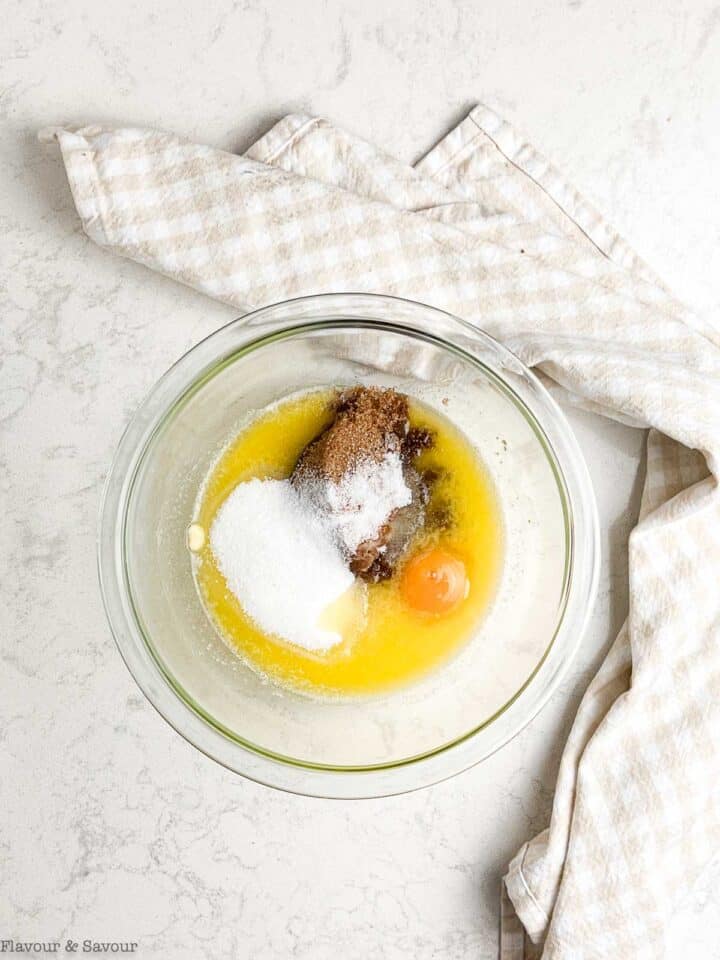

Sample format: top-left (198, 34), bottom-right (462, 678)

top-left (44, 106), bottom-right (720, 959)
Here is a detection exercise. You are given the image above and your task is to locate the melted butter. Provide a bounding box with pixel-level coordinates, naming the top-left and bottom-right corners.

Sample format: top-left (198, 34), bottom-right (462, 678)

top-left (193, 388), bottom-right (504, 697)
top-left (316, 581), bottom-right (367, 644)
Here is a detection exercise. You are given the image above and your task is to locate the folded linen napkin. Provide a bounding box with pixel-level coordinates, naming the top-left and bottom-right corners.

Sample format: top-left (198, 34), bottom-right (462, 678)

top-left (43, 106), bottom-right (720, 959)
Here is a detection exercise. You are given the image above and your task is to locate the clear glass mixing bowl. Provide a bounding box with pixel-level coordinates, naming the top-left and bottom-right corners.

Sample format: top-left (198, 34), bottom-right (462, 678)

top-left (98, 293), bottom-right (599, 797)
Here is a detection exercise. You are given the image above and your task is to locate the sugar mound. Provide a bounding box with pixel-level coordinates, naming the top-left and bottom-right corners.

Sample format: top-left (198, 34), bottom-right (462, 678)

top-left (210, 478), bottom-right (356, 652)
top-left (306, 451), bottom-right (412, 555)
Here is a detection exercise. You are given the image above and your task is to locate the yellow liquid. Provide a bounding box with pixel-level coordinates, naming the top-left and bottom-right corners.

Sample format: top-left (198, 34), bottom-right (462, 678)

top-left (193, 389), bottom-right (503, 697)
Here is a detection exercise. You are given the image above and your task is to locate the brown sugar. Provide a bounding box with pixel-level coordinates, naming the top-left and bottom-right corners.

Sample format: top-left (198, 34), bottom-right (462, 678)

top-left (292, 386), bottom-right (435, 583)
top-left (293, 386), bottom-right (410, 483)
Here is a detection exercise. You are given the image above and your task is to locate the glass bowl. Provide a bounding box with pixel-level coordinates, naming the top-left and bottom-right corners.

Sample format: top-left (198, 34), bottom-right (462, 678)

top-left (98, 293), bottom-right (598, 798)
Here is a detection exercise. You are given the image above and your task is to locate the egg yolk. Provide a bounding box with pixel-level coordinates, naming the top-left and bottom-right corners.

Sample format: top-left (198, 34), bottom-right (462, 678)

top-left (400, 547), bottom-right (469, 614)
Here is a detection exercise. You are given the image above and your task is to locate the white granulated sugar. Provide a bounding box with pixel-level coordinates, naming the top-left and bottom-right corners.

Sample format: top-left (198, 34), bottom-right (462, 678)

top-left (323, 452), bottom-right (412, 554)
top-left (210, 478), bottom-right (355, 652)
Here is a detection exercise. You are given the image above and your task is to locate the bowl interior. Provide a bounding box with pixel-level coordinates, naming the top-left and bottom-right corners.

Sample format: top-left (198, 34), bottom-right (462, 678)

top-left (123, 319), bottom-right (571, 770)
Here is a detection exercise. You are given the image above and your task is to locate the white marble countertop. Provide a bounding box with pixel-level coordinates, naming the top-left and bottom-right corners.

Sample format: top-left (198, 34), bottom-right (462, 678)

top-left (3, 1), bottom-right (720, 956)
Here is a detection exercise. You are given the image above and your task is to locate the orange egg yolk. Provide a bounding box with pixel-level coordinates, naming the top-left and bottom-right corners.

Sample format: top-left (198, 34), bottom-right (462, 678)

top-left (400, 547), bottom-right (469, 614)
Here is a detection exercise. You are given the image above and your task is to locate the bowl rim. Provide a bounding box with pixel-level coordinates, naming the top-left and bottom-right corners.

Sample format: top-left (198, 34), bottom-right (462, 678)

top-left (98, 292), bottom-right (600, 798)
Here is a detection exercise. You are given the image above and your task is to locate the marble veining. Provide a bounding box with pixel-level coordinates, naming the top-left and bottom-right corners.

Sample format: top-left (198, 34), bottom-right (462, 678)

top-left (2, 1), bottom-right (719, 956)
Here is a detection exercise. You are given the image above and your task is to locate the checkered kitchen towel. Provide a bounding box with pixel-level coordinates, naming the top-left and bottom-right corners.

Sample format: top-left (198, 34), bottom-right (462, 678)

top-left (43, 106), bottom-right (720, 958)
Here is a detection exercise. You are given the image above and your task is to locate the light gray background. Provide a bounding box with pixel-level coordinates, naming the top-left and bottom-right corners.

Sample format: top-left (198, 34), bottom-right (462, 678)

top-left (2, 1), bottom-right (719, 957)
